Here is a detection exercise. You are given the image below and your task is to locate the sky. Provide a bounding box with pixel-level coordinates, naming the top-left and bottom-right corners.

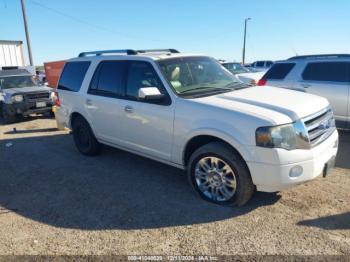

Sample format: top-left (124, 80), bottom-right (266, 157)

top-left (1, 0), bottom-right (349, 65)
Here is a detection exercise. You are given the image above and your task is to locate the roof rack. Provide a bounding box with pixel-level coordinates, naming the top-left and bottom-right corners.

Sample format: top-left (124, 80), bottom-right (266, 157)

top-left (78, 49), bottom-right (180, 57)
top-left (288, 54), bottom-right (350, 60)
top-left (137, 49), bottom-right (180, 54)
top-left (78, 49), bottom-right (137, 57)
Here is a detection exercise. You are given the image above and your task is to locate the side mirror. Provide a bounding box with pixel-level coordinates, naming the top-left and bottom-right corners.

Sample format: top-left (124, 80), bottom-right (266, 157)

top-left (138, 87), bottom-right (165, 101)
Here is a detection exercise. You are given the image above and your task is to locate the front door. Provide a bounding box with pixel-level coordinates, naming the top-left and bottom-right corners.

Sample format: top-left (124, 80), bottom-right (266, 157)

top-left (117, 61), bottom-right (175, 161)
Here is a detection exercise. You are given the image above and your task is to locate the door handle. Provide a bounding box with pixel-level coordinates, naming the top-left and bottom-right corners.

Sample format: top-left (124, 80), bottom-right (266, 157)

top-left (86, 99), bottom-right (93, 106)
top-left (124, 105), bottom-right (134, 113)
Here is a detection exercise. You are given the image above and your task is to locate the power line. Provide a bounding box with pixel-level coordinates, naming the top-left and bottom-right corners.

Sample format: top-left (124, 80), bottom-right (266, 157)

top-left (29, 0), bottom-right (163, 42)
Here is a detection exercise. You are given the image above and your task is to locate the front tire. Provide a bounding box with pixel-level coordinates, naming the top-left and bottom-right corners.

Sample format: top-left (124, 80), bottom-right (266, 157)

top-left (0, 104), bottom-right (17, 124)
top-left (72, 116), bottom-right (102, 156)
top-left (187, 142), bottom-right (254, 206)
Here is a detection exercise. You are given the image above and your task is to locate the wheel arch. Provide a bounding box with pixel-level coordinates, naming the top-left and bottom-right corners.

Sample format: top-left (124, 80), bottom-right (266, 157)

top-left (69, 111), bottom-right (95, 131)
top-left (182, 133), bottom-right (250, 168)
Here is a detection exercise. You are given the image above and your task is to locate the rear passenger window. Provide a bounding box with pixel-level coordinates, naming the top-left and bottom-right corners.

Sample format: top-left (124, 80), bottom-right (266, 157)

top-left (89, 61), bottom-right (127, 96)
top-left (58, 61), bottom-right (90, 92)
top-left (256, 61), bottom-right (264, 67)
top-left (126, 61), bottom-right (164, 99)
top-left (302, 62), bottom-right (350, 82)
top-left (263, 63), bottom-right (295, 80)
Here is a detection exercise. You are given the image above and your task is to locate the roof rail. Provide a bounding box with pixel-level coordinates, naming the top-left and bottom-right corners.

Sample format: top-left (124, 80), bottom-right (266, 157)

top-left (288, 54), bottom-right (350, 60)
top-left (136, 49), bottom-right (180, 54)
top-left (78, 48), bottom-right (180, 57)
top-left (78, 49), bottom-right (137, 57)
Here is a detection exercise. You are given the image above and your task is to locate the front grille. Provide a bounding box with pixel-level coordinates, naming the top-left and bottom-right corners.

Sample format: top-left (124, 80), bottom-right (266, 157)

top-left (26, 92), bottom-right (50, 101)
top-left (303, 107), bottom-right (336, 147)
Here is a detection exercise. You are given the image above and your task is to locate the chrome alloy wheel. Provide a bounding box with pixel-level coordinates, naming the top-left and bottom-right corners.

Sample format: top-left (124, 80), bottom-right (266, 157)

top-left (194, 156), bottom-right (237, 202)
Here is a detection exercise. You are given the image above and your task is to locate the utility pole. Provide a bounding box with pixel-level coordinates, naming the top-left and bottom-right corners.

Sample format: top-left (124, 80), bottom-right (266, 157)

top-left (242, 17), bottom-right (251, 65)
top-left (20, 0), bottom-right (34, 66)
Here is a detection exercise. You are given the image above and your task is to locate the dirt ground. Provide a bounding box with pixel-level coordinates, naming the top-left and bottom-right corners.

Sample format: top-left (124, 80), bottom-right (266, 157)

top-left (0, 116), bottom-right (349, 255)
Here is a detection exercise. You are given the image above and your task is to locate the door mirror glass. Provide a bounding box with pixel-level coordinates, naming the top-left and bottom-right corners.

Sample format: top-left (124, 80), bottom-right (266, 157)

top-left (138, 87), bottom-right (165, 101)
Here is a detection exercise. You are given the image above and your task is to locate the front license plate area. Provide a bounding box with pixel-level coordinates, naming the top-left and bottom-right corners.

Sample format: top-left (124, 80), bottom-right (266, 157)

top-left (323, 157), bottom-right (336, 178)
top-left (36, 102), bottom-right (46, 108)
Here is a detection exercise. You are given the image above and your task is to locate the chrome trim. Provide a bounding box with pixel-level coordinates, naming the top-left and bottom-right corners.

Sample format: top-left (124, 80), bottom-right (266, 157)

top-left (194, 156), bottom-right (237, 202)
top-left (302, 107), bottom-right (336, 147)
top-left (293, 120), bottom-right (311, 149)
top-left (302, 107), bottom-right (331, 123)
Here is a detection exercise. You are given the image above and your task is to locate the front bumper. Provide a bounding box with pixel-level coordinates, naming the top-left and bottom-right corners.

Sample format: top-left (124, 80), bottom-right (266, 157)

top-left (4, 100), bottom-right (53, 116)
top-left (246, 130), bottom-right (339, 192)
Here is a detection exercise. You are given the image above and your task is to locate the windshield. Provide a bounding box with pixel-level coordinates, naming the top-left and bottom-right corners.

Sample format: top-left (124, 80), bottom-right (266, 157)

top-left (0, 75), bottom-right (37, 89)
top-left (158, 56), bottom-right (243, 96)
top-left (223, 63), bottom-right (250, 74)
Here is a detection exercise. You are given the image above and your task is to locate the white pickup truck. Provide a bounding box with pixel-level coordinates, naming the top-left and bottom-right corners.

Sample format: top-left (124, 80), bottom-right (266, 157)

top-left (55, 49), bottom-right (338, 206)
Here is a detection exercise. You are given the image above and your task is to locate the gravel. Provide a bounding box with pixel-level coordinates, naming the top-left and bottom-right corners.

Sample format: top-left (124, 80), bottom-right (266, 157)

top-left (0, 117), bottom-right (349, 255)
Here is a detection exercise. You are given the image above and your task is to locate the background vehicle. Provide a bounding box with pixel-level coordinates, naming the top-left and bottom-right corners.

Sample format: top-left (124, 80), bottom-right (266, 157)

top-left (258, 54), bottom-right (350, 129)
top-left (0, 67), bottom-right (53, 123)
top-left (249, 60), bottom-right (274, 72)
top-left (36, 70), bottom-right (46, 84)
top-left (221, 62), bottom-right (261, 85)
top-left (55, 49), bottom-right (338, 207)
top-left (236, 71), bottom-right (265, 85)
top-left (221, 62), bottom-right (250, 74)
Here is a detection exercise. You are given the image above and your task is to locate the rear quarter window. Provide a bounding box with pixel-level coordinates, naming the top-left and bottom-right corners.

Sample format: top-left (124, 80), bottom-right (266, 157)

top-left (302, 62), bottom-right (350, 82)
top-left (58, 61), bottom-right (91, 92)
top-left (263, 63), bottom-right (295, 80)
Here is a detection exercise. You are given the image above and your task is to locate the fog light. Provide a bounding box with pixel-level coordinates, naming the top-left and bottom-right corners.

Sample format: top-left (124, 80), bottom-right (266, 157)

top-left (289, 165), bottom-right (303, 178)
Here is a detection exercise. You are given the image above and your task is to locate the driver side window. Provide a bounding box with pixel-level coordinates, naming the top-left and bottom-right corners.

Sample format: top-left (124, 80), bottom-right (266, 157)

top-left (126, 61), bottom-right (164, 99)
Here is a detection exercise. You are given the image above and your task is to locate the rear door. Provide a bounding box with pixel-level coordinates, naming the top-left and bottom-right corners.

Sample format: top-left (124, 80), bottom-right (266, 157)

top-left (295, 61), bottom-right (350, 127)
top-left (85, 60), bottom-right (127, 144)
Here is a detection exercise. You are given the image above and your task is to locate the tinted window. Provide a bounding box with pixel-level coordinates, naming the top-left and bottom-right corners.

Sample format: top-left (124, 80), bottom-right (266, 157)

top-left (126, 61), bottom-right (163, 98)
top-left (222, 63), bottom-right (232, 70)
top-left (58, 62), bottom-right (90, 92)
top-left (263, 63), bottom-right (295, 80)
top-left (256, 61), bottom-right (265, 67)
top-left (302, 62), bottom-right (350, 82)
top-left (90, 61), bottom-right (126, 95)
top-left (265, 61), bottom-right (273, 67)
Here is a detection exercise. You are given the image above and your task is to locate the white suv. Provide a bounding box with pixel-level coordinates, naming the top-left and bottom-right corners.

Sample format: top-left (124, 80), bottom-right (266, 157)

top-left (258, 54), bottom-right (350, 129)
top-left (56, 49), bottom-right (338, 206)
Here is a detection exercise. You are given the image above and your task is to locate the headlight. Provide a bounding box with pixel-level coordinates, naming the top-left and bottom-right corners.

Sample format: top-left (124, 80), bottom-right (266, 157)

top-left (256, 123), bottom-right (299, 150)
top-left (12, 94), bottom-right (24, 103)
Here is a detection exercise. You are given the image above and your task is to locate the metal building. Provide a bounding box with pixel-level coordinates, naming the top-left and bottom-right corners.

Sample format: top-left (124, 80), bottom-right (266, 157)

top-left (0, 40), bottom-right (25, 67)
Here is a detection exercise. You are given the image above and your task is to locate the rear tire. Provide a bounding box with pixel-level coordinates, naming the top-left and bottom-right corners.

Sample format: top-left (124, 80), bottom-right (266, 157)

top-left (72, 116), bottom-right (102, 156)
top-left (187, 142), bottom-right (254, 207)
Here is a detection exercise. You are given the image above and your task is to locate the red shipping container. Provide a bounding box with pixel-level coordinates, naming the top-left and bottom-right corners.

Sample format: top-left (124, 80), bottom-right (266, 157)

top-left (44, 60), bottom-right (65, 88)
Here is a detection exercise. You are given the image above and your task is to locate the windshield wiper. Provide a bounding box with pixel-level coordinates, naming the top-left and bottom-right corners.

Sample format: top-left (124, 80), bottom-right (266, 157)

top-left (179, 86), bottom-right (233, 94)
top-left (224, 82), bottom-right (251, 90)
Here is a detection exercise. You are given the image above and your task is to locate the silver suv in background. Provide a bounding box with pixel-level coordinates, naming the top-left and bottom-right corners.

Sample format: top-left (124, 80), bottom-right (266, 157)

top-left (258, 54), bottom-right (350, 129)
top-left (247, 60), bottom-right (274, 72)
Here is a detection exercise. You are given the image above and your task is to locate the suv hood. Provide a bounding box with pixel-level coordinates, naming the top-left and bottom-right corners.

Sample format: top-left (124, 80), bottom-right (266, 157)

top-left (3, 86), bottom-right (52, 95)
top-left (195, 86), bottom-right (329, 124)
